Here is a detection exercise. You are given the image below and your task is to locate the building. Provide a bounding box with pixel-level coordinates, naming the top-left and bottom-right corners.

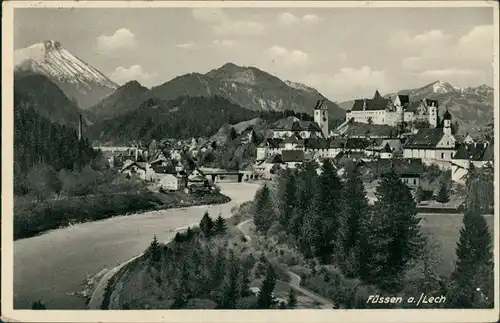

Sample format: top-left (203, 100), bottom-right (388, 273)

top-left (375, 159), bottom-right (424, 190)
top-left (313, 99), bottom-right (329, 138)
top-left (120, 161), bottom-right (147, 180)
top-left (345, 91), bottom-right (438, 128)
top-left (158, 174), bottom-right (183, 191)
top-left (403, 110), bottom-right (456, 168)
top-left (451, 141), bottom-right (494, 184)
top-left (254, 154), bottom-right (284, 179)
top-left (282, 150), bottom-right (305, 168)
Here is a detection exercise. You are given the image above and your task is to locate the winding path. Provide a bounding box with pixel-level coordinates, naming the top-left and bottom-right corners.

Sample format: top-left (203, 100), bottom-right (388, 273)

top-left (14, 183), bottom-right (260, 309)
top-left (236, 219), bottom-right (334, 309)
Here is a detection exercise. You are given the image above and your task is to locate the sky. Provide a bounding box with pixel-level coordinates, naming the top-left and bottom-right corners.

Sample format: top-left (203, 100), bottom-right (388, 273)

top-left (14, 6), bottom-right (495, 102)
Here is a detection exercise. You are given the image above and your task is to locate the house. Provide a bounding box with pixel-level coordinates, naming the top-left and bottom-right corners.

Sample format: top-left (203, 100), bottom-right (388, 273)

top-left (375, 159), bottom-right (424, 190)
top-left (272, 113), bottom-right (326, 139)
top-left (380, 143), bottom-right (393, 159)
top-left (282, 150), bottom-right (305, 168)
top-left (257, 138), bottom-right (284, 161)
top-left (345, 138), bottom-right (371, 152)
top-left (451, 142), bottom-right (494, 184)
top-left (158, 173), bottom-right (183, 192)
top-left (120, 161), bottom-right (147, 180)
top-left (327, 137), bottom-right (347, 158)
top-left (255, 154), bottom-right (284, 179)
top-left (187, 174), bottom-right (209, 191)
top-left (403, 110), bottom-right (456, 168)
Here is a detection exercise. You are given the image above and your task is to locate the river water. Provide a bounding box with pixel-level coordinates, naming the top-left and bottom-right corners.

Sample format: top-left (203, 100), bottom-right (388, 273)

top-left (13, 182), bottom-right (260, 309)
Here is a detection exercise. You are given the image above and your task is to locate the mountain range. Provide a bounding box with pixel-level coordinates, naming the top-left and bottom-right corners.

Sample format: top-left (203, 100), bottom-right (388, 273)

top-left (14, 40), bottom-right (117, 109)
top-left (13, 40), bottom-right (495, 140)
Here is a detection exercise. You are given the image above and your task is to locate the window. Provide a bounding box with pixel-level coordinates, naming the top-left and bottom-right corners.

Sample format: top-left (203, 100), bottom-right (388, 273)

top-left (441, 153), bottom-right (444, 159)
top-left (413, 179), bottom-right (416, 185)
top-left (451, 153), bottom-right (454, 158)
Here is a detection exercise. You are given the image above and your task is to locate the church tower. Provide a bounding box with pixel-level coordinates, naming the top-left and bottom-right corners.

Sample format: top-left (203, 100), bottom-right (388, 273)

top-left (443, 110), bottom-right (452, 135)
top-left (314, 99), bottom-right (329, 138)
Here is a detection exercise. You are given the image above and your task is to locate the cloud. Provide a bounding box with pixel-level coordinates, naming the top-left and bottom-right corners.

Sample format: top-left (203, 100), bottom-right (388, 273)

top-left (302, 14), bottom-right (320, 24)
top-left (109, 65), bottom-right (155, 85)
top-left (266, 45), bottom-right (309, 67)
top-left (399, 25), bottom-right (493, 75)
top-left (277, 12), bottom-right (299, 26)
top-left (213, 21), bottom-right (265, 37)
top-left (277, 13), bottom-right (321, 26)
top-left (96, 28), bottom-right (137, 54)
top-left (305, 66), bottom-right (391, 101)
top-left (192, 8), bottom-right (227, 23)
top-left (176, 40), bottom-right (236, 51)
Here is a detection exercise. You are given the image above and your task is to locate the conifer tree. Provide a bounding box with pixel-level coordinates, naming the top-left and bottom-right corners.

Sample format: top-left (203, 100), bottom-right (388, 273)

top-left (237, 267), bottom-right (252, 298)
top-left (253, 184), bottom-right (275, 233)
top-left (276, 168), bottom-right (296, 227)
top-left (307, 159), bottom-right (343, 262)
top-left (288, 162), bottom-right (317, 240)
top-left (257, 264), bottom-right (277, 309)
top-left (287, 288), bottom-right (298, 309)
top-left (435, 181), bottom-right (450, 204)
top-left (449, 186), bottom-right (493, 308)
top-left (147, 235), bottom-right (162, 264)
top-left (363, 170), bottom-right (424, 291)
top-left (217, 251), bottom-right (240, 309)
top-left (199, 211), bottom-right (214, 237)
top-left (214, 214), bottom-right (227, 235)
top-left (335, 165), bottom-right (370, 277)
top-left (415, 185), bottom-right (425, 204)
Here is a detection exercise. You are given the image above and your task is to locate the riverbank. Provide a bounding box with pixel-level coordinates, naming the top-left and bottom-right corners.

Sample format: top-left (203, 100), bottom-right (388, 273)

top-left (14, 182), bottom-right (260, 309)
top-left (14, 190), bottom-right (230, 241)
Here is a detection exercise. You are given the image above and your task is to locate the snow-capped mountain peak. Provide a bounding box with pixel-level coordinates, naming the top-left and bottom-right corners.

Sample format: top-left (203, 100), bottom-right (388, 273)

top-left (285, 80), bottom-right (322, 96)
top-left (14, 40), bottom-right (117, 109)
top-left (431, 80), bottom-right (460, 94)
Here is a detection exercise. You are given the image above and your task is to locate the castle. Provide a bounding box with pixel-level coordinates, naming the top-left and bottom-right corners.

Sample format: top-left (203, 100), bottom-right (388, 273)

top-left (345, 90), bottom-right (438, 128)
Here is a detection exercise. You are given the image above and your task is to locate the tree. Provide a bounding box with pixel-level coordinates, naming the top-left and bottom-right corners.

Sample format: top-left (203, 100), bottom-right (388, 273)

top-left (147, 235), bottom-right (162, 264)
top-left (449, 184), bottom-right (493, 308)
top-left (367, 117), bottom-right (373, 125)
top-left (256, 264), bottom-right (277, 309)
top-left (217, 251), bottom-right (240, 309)
top-left (32, 300), bottom-right (46, 309)
top-left (253, 184), bottom-right (275, 233)
top-left (287, 288), bottom-right (298, 309)
top-left (306, 159), bottom-right (343, 263)
top-left (435, 181), bottom-right (450, 205)
top-left (276, 168), bottom-right (296, 228)
top-left (199, 211), bottom-right (214, 237)
top-left (214, 214), bottom-right (227, 234)
top-left (362, 170), bottom-right (425, 291)
top-left (335, 165), bottom-right (370, 277)
top-left (415, 185), bottom-right (425, 204)
top-left (27, 162), bottom-right (62, 200)
top-left (237, 267), bottom-right (252, 298)
top-left (229, 127), bottom-right (237, 141)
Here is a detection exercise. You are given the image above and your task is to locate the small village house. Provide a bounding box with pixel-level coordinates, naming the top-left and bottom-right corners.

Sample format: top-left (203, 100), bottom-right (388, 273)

top-left (282, 150), bottom-right (305, 168)
top-left (158, 173), bottom-right (183, 192)
top-left (451, 141), bottom-right (494, 184)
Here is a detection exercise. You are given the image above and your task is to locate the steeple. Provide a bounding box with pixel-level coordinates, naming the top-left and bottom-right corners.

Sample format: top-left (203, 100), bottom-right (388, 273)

top-left (373, 90), bottom-right (382, 99)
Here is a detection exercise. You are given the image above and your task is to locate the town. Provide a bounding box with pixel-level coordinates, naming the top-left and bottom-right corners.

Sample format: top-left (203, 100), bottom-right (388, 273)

top-left (99, 90), bottom-right (493, 207)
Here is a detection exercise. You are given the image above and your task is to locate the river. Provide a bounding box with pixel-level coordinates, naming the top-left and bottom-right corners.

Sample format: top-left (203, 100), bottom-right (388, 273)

top-left (13, 182), bottom-right (260, 310)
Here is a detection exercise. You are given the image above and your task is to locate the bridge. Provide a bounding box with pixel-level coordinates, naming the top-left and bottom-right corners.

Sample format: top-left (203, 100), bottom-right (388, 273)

top-left (199, 168), bottom-right (253, 183)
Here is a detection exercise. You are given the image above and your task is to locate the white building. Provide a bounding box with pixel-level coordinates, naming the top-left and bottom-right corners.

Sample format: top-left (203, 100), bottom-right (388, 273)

top-left (403, 110), bottom-right (456, 169)
top-left (345, 91), bottom-right (438, 128)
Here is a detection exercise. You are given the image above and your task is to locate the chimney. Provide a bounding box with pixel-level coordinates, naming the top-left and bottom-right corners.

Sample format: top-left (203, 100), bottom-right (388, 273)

top-left (78, 114), bottom-right (83, 141)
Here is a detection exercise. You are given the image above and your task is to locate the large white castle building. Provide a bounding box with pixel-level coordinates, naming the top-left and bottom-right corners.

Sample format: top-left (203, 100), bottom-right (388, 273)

top-left (345, 90), bottom-right (438, 128)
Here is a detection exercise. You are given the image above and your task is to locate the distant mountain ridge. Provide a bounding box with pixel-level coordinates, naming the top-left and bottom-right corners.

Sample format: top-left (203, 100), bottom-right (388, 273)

top-left (14, 40), bottom-right (118, 109)
top-left (149, 62), bottom-right (345, 119)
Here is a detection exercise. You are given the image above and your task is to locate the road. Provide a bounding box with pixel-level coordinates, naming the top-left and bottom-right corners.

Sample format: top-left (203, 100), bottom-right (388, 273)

top-left (13, 182), bottom-right (260, 310)
top-left (236, 219), bottom-right (335, 309)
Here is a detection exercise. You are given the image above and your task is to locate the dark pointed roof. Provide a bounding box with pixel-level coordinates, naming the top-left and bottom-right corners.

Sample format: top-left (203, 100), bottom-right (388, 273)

top-left (443, 110), bottom-right (452, 120)
top-left (373, 90), bottom-right (382, 99)
top-left (404, 128), bottom-right (444, 149)
top-left (282, 150), bottom-right (305, 162)
top-left (453, 142), bottom-right (493, 161)
top-left (381, 143), bottom-right (392, 153)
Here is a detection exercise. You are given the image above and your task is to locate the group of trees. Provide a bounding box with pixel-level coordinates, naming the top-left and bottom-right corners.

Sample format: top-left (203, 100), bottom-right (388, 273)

top-left (141, 210), bottom-right (296, 309)
top-left (14, 105), bottom-right (101, 196)
top-left (252, 159), bottom-right (493, 308)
